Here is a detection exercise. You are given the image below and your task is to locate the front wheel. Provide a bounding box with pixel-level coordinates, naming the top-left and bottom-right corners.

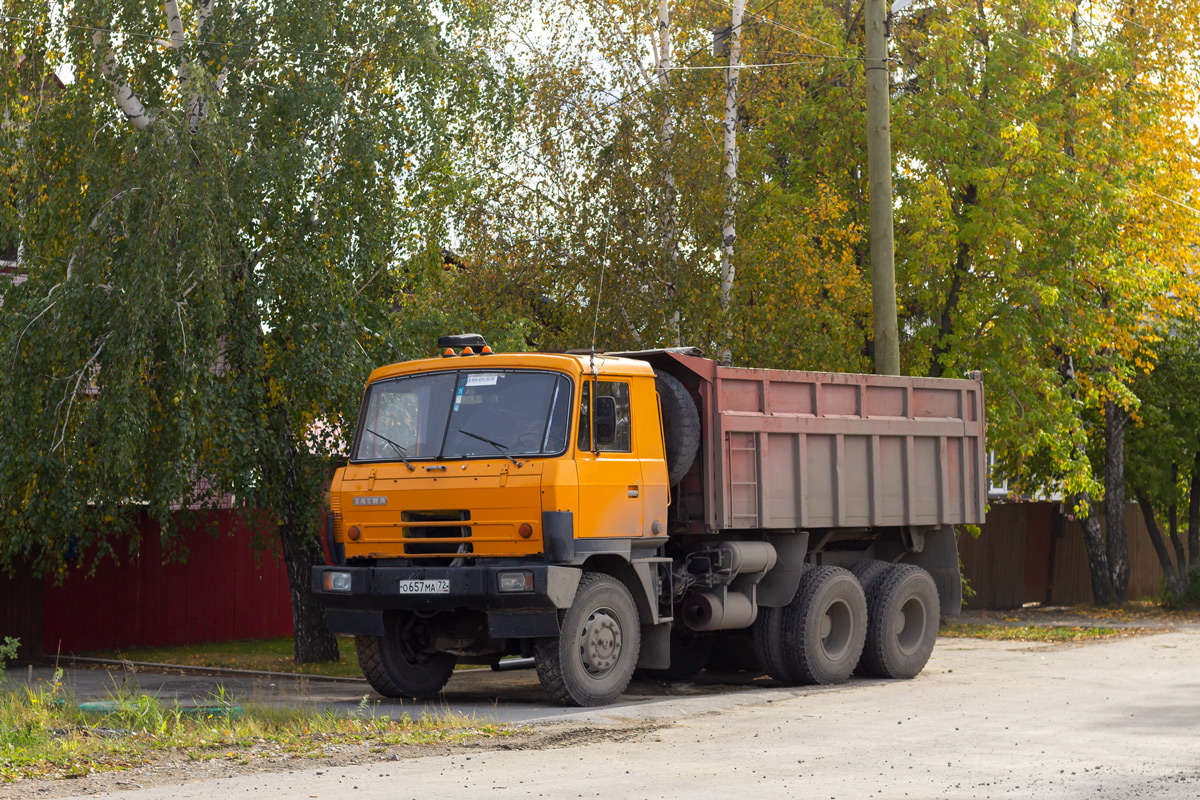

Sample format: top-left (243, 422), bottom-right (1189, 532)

top-left (534, 572), bottom-right (641, 706)
top-left (356, 611), bottom-right (456, 700)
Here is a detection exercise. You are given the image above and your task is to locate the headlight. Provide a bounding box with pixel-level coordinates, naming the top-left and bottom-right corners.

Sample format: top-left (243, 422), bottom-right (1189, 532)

top-left (322, 571), bottom-right (353, 592)
top-left (498, 571), bottom-right (534, 593)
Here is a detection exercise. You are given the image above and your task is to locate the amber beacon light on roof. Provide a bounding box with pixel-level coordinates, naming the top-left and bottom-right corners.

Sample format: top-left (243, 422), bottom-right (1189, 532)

top-left (438, 333), bottom-right (493, 357)
top-left (313, 338), bottom-right (987, 707)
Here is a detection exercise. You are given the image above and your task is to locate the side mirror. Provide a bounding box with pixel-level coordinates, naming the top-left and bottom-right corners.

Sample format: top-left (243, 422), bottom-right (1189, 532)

top-left (594, 395), bottom-right (617, 446)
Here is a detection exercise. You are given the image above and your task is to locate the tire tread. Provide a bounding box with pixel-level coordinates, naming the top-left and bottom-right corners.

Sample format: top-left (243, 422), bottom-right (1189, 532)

top-left (355, 635), bottom-right (402, 698)
top-left (860, 564), bottom-right (939, 679)
top-left (782, 566), bottom-right (867, 685)
top-left (534, 572), bottom-right (641, 706)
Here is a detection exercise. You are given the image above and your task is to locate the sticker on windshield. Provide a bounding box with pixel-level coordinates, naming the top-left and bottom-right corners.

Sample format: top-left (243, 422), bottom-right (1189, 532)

top-left (466, 374), bottom-right (500, 386)
top-left (453, 385), bottom-right (464, 411)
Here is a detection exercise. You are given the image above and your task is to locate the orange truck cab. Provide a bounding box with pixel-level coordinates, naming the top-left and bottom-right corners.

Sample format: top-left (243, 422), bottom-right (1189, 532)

top-left (313, 335), bottom-right (986, 706)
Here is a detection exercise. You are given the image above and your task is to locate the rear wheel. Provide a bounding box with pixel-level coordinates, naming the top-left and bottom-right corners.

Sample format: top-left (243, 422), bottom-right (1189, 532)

top-left (534, 572), bottom-right (641, 706)
top-left (356, 612), bottom-right (456, 700)
top-left (753, 605), bottom-right (795, 683)
top-left (850, 559), bottom-right (891, 595)
top-left (782, 566), bottom-right (867, 685)
top-left (850, 559), bottom-right (892, 676)
top-left (860, 564), bottom-right (940, 679)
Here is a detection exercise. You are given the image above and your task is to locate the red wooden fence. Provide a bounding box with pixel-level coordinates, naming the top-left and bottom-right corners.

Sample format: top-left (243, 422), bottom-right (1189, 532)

top-left (2, 509), bottom-right (294, 658)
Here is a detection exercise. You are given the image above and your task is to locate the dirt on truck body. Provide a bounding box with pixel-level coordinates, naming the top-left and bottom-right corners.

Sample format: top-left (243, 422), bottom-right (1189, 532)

top-left (313, 338), bottom-right (987, 706)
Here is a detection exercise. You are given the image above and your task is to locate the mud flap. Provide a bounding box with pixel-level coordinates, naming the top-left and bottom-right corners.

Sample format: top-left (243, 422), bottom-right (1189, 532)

top-left (637, 621), bottom-right (671, 670)
top-left (903, 527), bottom-right (963, 617)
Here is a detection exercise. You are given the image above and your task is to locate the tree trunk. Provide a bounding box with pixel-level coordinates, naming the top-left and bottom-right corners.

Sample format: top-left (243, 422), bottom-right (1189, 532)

top-left (94, 31), bottom-right (151, 130)
top-left (275, 432), bottom-right (339, 663)
top-left (1103, 399), bottom-right (1129, 601)
top-left (1135, 489), bottom-right (1184, 595)
top-left (718, 0), bottom-right (745, 365)
top-left (656, 0), bottom-right (681, 346)
top-left (1168, 465), bottom-right (1187, 585)
top-left (279, 509), bottom-right (340, 663)
top-left (1072, 492), bottom-right (1113, 605)
top-left (1189, 449), bottom-right (1199, 572)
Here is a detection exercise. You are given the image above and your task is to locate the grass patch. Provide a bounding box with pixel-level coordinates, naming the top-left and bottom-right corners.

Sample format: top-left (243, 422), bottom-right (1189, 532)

top-left (82, 637), bottom-right (363, 678)
top-left (939, 622), bottom-right (1130, 642)
top-left (0, 671), bottom-right (510, 782)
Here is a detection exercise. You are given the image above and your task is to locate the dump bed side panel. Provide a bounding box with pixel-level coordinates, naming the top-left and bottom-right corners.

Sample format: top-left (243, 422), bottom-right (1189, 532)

top-left (658, 353), bottom-right (985, 532)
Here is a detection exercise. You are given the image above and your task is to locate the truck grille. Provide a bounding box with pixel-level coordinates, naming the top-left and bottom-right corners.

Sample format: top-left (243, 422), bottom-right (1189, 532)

top-left (401, 510), bottom-right (472, 559)
top-left (329, 493), bottom-right (345, 542)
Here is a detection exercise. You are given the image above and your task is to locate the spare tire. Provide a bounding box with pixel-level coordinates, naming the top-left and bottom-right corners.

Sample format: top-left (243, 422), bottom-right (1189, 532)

top-left (655, 370), bottom-right (701, 486)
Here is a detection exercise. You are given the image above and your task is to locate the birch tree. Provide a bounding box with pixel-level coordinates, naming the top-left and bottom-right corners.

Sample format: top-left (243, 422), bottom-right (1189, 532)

top-left (718, 0), bottom-right (745, 365)
top-left (459, 1), bottom-right (1199, 608)
top-left (0, 0), bottom-right (514, 660)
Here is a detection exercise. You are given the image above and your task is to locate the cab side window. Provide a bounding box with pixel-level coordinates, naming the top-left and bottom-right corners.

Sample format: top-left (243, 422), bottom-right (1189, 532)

top-left (578, 380), bottom-right (632, 453)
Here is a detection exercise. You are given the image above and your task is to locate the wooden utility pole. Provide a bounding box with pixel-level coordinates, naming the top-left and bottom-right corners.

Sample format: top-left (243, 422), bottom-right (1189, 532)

top-left (865, 0), bottom-right (900, 375)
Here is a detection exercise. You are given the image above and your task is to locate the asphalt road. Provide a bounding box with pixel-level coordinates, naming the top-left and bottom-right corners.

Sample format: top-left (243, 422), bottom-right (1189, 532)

top-left (49, 626), bottom-right (1200, 799)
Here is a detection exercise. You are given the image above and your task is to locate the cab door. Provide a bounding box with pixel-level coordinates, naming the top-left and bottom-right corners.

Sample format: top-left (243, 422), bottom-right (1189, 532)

top-left (575, 379), bottom-right (645, 538)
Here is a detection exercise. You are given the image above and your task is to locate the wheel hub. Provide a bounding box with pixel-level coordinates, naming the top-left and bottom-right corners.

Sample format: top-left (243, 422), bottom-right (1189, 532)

top-left (580, 610), bottom-right (622, 676)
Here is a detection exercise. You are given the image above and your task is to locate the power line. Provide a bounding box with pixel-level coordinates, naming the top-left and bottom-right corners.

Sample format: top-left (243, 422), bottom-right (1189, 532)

top-left (0, 12), bottom-right (354, 61)
top-left (702, 0), bottom-right (845, 55)
top-left (455, 2), bottom-right (812, 195)
top-left (672, 58), bottom-right (859, 70)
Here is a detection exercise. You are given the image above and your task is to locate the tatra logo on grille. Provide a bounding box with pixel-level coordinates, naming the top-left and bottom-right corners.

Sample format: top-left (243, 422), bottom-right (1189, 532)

top-left (353, 496), bottom-right (388, 506)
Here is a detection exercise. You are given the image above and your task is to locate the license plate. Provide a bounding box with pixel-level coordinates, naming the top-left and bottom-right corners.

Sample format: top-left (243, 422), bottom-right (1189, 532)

top-left (397, 579), bottom-right (450, 594)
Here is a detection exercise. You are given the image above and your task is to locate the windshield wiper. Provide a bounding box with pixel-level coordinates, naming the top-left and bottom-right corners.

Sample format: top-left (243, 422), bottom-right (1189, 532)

top-left (363, 428), bottom-right (416, 471)
top-left (457, 428), bottom-right (522, 467)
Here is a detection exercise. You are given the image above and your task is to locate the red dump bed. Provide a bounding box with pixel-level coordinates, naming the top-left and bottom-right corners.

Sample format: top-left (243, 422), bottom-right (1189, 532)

top-left (633, 351), bottom-right (987, 534)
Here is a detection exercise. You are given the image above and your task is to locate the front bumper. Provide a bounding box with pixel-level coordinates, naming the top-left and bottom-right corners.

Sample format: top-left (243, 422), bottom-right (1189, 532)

top-left (311, 563), bottom-right (581, 638)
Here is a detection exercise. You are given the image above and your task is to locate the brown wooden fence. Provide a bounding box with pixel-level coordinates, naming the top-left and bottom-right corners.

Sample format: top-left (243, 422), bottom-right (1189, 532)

top-left (959, 500), bottom-right (1171, 609)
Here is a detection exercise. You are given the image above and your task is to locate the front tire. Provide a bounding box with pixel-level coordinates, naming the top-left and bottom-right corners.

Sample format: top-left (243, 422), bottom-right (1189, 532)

top-left (534, 572), bottom-right (641, 706)
top-left (356, 611), bottom-right (456, 700)
top-left (859, 564), bottom-right (940, 679)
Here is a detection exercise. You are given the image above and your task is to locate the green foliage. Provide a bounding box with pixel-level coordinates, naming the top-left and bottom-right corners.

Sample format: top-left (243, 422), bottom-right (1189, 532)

top-left (0, 678), bottom-right (508, 781)
top-left (939, 623), bottom-right (1127, 643)
top-left (1153, 569), bottom-right (1200, 609)
top-left (0, 636), bottom-right (19, 677)
top-left (0, 0), bottom-right (518, 589)
top-left (464, 0), bottom-right (1200, 508)
top-left (88, 636), bottom-right (362, 678)
top-left (1128, 319), bottom-right (1200, 518)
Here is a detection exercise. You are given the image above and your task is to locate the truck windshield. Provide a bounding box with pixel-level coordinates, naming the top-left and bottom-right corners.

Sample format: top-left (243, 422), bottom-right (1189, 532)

top-left (352, 370), bottom-right (574, 462)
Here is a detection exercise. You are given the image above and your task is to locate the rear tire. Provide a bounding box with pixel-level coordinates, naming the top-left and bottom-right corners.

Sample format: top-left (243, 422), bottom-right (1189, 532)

top-left (850, 559), bottom-right (892, 676)
top-left (356, 612), bottom-right (456, 700)
top-left (534, 572), bottom-right (641, 706)
top-left (753, 605), bottom-right (796, 683)
top-left (850, 559), bottom-right (891, 595)
top-left (782, 566), bottom-right (867, 685)
top-left (655, 371), bottom-right (700, 486)
top-left (860, 564), bottom-right (940, 679)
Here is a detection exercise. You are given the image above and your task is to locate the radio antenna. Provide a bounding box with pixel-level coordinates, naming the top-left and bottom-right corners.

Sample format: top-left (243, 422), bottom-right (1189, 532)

top-left (589, 215), bottom-right (612, 376)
